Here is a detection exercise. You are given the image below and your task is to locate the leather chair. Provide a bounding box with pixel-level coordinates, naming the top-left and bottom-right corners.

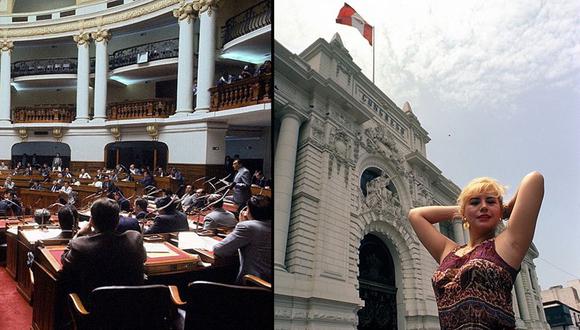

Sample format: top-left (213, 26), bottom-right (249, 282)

top-left (68, 284), bottom-right (185, 330)
top-left (183, 281), bottom-right (272, 330)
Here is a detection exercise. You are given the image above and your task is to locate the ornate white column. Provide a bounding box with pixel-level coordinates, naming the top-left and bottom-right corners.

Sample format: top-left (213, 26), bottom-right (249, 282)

top-left (274, 112), bottom-right (303, 270)
top-left (74, 32), bottom-right (91, 123)
top-left (521, 263), bottom-right (540, 321)
top-left (452, 219), bottom-right (465, 244)
top-left (92, 29), bottom-right (111, 122)
top-left (0, 40), bottom-right (13, 124)
top-left (514, 273), bottom-right (531, 321)
top-left (173, 1), bottom-right (198, 115)
top-left (194, 0), bottom-right (220, 113)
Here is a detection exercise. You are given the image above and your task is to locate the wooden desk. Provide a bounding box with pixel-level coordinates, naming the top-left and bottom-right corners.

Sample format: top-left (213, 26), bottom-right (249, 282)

top-left (31, 233), bottom-right (231, 330)
top-left (17, 225), bottom-right (63, 304)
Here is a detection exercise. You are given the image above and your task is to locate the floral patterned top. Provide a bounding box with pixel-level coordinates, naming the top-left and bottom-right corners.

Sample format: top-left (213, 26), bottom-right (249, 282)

top-left (432, 238), bottom-right (519, 330)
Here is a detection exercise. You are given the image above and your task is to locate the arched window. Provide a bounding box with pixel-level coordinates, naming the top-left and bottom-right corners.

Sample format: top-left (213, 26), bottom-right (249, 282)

top-left (104, 141), bottom-right (168, 170)
top-left (360, 167), bottom-right (398, 197)
top-left (11, 142), bottom-right (71, 169)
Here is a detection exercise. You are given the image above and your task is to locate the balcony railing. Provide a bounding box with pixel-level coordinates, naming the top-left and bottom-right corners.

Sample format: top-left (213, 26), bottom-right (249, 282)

top-left (12, 58), bottom-right (78, 77)
top-left (12, 105), bottom-right (76, 123)
top-left (222, 0), bottom-right (271, 46)
top-left (107, 99), bottom-right (176, 120)
top-left (209, 73), bottom-right (272, 112)
top-left (109, 38), bottom-right (180, 70)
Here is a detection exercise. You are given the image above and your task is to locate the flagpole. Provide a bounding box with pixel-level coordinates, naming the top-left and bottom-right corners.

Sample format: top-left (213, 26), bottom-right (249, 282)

top-left (372, 27), bottom-right (375, 84)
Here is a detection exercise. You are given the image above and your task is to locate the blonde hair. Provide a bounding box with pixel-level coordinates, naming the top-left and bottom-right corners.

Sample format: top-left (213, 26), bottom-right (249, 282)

top-left (457, 177), bottom-right (506, 217)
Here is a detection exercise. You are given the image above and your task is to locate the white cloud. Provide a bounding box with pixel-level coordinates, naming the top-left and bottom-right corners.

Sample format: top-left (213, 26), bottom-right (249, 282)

top-left (275, 0), bottom-right (580, 113)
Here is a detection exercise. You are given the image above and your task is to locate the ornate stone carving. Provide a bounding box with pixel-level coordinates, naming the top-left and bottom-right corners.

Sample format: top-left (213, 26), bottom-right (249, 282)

top-left (360, 175), bottom-right (403, 219)
top-left (173, 1), bottom-right (198, 22)
top-left (0, 39), bottom-right (13, 52)
top-left (192, 0), bottom-right (222, 16)
top-left (310, 117), bottom-right (325, 143)
top-left (52, 128), bottom-right (63, 141)
top-left (17, 128), bottom-right (27, 140)
top-left (146, 124), bottom-right (159, 140)
top-left (327, 127), bottom-right (352, 186)
top-left (362, 124), bottom-right (406, 175)
top-left (91, 29), bottom-right (111, 43)
top-left (110, 126), bottom-right (121, 141)
top-left (73, 32), bottom-right (91, 46)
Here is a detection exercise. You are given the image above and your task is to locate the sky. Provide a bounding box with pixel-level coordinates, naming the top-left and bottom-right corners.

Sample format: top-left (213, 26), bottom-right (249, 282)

top-left (275, 0), bottom-right (580, 290)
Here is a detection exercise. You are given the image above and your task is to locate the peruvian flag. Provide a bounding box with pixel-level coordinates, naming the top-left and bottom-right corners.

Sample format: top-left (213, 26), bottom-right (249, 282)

top-left (335, 3), bottom-right (373, 46)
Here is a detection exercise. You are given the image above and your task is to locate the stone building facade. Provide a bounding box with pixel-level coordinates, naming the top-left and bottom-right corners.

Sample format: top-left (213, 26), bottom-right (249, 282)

top-left (273, 34), bottom-right (549, 329)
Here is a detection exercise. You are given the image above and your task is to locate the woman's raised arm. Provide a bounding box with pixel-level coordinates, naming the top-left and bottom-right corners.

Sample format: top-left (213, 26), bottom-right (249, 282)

top-left (408, 206), bottom-right (460, 263)
top-left (496, 171), bottom-right (544, 268)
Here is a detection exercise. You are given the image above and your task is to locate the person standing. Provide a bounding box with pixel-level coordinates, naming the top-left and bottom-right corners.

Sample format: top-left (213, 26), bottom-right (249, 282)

top-left (225, 159), bottom-right (251, 210)
top-left (52, 153), bottom-right (63, 172)
top-left (408, 172), bottom-right (544, 329)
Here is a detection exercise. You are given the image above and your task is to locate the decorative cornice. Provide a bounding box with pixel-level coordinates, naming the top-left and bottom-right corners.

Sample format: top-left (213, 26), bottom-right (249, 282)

top-left (173, 1), bottom-right (198, 23)
top-left (2, 0), bottom-right (180, 39)
top-left (0, 39), bottom-right (13, 52)
top-left (192, 0), bottom-right (222, 16)
top-left (73, 32), bottom-right (91, 46)
top-left (91, 29), bottom-right (111, 43)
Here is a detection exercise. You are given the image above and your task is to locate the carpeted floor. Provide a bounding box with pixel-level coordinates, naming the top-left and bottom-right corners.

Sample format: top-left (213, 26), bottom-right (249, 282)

top-left (0, 266), bottom-right (32, 329)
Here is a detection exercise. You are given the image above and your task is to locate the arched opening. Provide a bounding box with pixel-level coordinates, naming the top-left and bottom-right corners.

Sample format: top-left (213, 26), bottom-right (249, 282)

top-left (104, 141), bottom-right (168, 170)
top-left (357, 234), bottom-right (397, 330)
top-left (11, 142), bottom-right (71, 169)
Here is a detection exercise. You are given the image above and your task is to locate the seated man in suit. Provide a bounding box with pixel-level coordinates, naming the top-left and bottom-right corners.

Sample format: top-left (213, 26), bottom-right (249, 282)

top-left (213, 195), bottom-right (272, 284)
top-left (203, 194), bottom-right (237, 230)
top-left (55, 205), bottom-right (78, 239)
top-left (144, 196), bottom-right (189, 234)
top-left (133, 198), bottom-right (149, 220)
top-left (60, 198), bottom-right (147, 304)
top-left (116, 215), bottom-right (141, 234)
top-left (110, 191), bottom-right (131, 213)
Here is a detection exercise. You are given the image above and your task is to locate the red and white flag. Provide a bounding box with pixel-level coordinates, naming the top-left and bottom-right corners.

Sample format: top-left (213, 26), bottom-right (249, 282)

top-left (335, 3), bottom-right (373, 46)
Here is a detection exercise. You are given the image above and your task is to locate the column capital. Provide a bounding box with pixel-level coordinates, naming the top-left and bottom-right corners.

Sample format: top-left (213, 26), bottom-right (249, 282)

top-left (73, 32), bottom-right (91, 46)
top-left (275, 105), bottom-right (308, 124)
top-left (192, 0), bottom-right (222, 16)
top-left (91, 29), bottom-right (111, 43)
top-left (173, 1), bottom-right (199, 23)
top-left (0, 39), bottom-right (13, 53)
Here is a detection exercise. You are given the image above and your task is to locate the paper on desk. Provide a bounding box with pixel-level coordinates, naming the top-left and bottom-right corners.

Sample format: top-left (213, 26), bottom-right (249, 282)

top-left (144, 242), bottom-right (172, 253)
top-left (22, 229), bottom-right (62, 242)
top-left (177, 232), bottom-right (219, 251)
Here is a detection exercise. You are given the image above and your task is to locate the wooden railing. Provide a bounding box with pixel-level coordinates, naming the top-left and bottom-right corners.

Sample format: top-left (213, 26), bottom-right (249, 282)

top-left (107, 99), bottom-right (176, 120)
top-left (11, 105), bottom-right (76, 123)
top-left (209, 73), bottom-right (272, 112)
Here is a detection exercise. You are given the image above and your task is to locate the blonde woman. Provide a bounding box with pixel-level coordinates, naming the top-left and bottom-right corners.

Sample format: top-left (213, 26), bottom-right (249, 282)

top-left (408, 171), bottom-right (544, 329)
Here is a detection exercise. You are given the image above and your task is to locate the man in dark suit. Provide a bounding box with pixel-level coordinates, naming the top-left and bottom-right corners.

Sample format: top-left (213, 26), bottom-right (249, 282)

top-left (144, 196), bottom-right (189, 234)
top-left (133, 198), bottom-right (149, 220)
top-left (213, 195), bottom-right (272, 284)
top-left (60, 198), bottom-right (147, 303)
top-left (225, 159), bottom-right (251, 210)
